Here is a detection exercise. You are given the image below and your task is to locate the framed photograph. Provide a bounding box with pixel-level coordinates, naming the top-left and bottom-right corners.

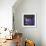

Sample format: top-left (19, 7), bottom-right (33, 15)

top-left (22, 13), bottom-right (36, 27)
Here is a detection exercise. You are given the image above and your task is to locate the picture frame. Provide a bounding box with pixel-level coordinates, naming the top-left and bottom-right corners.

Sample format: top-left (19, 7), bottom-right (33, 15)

top-left (22, 13), bottom-right (36, 27)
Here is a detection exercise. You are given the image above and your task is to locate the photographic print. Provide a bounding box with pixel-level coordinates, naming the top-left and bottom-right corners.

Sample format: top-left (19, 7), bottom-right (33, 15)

top-left (22, 13), bottom-right (36, 27)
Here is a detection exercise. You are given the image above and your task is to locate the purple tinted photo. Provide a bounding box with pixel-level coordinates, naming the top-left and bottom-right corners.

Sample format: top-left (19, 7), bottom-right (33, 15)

top-left (24, 15), bottom-right (35, 26)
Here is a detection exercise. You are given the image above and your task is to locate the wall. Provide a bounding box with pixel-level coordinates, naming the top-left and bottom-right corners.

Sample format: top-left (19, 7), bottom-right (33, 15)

top-left (13, 0), bottom-right (42, 46)
top-left (41, 0), bottom-right (46, 46)
top-left (0, 0), bottom-right (16, 30)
